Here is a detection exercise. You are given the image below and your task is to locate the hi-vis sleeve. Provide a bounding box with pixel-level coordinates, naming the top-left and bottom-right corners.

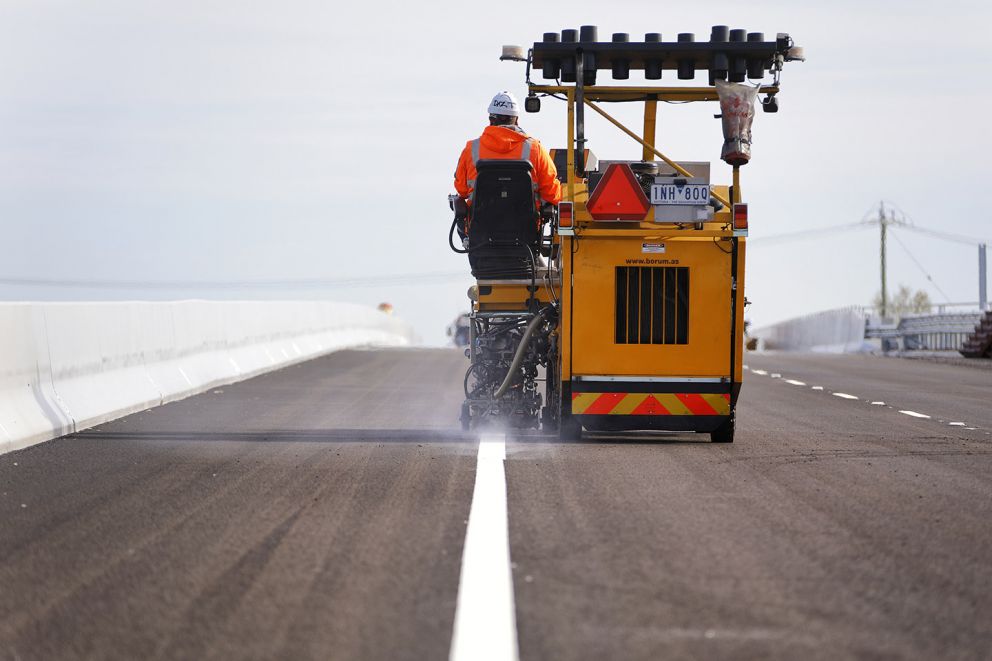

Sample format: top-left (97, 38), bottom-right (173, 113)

top-left (532, 143), bottom-right (562, 205)
top-left (453, 141), bottom-right (473, 200)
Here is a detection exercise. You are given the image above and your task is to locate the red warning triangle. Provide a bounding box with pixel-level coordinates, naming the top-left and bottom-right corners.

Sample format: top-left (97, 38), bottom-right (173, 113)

top-left (631, 395), bottom-right (669, 415)
top-left (586, 163), bottom-right (651, 221)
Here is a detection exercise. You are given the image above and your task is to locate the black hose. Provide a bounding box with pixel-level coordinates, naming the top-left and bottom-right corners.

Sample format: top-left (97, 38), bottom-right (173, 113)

top-left (449, 216), bottom-right (468, 254)
top-left (494, 308), bottom-right (548, 399)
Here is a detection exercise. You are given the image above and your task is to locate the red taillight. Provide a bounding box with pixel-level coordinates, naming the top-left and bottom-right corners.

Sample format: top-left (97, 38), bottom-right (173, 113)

top-left (558, 201), bottom-right (573, 228)
top-left (733, 203), bottom-right (748, 230)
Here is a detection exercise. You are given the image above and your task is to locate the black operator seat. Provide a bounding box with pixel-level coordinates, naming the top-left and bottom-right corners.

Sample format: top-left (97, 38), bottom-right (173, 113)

top-left (468, 159), bottom-right (541, 280)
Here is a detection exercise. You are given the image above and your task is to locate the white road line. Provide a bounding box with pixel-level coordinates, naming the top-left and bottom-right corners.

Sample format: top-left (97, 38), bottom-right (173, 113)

top-left (450, 434), bottom-right (519, 661)
top-left (752, 369), bottom-right (768, 376)
top-left (899, 410), bottom-right (931, 419)
top-left (742, 364), bottom-right (749, 371)
top-left (811, 386), bottom-right (824, 391)
top-left (949, 422), bottom-right (966, 426)
top-left (770, 373), bottom-right (782, 379)
top-left (871, 401), bottom-right (886, 406)
top-left (833, 393), bottom-right (858, 400)
top-left (784, 379), bottom-right (806, 386)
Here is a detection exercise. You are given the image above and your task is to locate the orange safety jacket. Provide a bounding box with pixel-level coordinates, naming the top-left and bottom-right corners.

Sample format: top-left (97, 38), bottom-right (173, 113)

top-left (454, 125), bottom-right (562, 207)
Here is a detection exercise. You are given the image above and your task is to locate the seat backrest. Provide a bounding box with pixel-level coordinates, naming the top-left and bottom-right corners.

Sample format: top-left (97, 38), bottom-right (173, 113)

top-left (468, 159), bottom-right (539, 248)
top-left (467, 159), bottom-right (540, 280)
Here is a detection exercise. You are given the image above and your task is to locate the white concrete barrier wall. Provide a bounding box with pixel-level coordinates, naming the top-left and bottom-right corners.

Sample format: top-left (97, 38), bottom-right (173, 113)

top-left (0, 301), bottom-right (414, 455)
top-left (750, 306), bottom-right (870, 353)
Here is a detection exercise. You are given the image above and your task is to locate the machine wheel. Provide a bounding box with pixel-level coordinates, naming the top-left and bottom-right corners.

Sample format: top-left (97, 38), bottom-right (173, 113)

top-left (541, 405), bottom-right (558, 433)
top-left (559, 413), bottom-right (582, 441)
top-left (710, 412), bottom-right (735, 443)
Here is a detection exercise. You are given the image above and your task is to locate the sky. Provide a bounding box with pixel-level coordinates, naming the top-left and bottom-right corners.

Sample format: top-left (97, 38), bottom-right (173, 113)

top-left (1, 0), bottom-right (989, 345)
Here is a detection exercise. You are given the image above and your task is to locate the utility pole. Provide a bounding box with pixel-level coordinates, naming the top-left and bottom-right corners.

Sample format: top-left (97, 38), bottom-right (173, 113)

top-left (879, 201), bottom-right (888, 318)
top-left (980, 243), bottom-right (988, 311)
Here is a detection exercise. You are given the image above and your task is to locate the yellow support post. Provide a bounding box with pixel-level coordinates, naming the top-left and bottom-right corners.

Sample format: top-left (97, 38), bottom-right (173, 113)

top-left (642, 98), bottom-right (657, 162)
top-left (567, 88), bottom-right (575, 202)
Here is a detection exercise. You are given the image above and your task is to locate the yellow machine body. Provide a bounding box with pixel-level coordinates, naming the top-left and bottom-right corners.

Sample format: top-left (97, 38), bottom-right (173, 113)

top-left (541, 85), bottom-right (752, 435)
top-left (459, 32), bottom-right (802, 439)
top-left (566, 232), bottom-right (745, 380)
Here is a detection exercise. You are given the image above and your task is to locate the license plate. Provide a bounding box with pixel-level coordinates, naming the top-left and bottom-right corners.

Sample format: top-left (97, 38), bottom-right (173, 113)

top-left (651, 183), bottom-right (710, 205)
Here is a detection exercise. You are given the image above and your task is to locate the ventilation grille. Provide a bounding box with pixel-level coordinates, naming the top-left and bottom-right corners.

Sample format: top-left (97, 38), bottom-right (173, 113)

top-left (615, 266), bottom-right (689, 344)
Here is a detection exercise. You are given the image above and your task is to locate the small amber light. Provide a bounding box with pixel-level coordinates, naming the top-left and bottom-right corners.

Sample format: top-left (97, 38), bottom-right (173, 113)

top-left (559, 202), bottom-right (574, 228)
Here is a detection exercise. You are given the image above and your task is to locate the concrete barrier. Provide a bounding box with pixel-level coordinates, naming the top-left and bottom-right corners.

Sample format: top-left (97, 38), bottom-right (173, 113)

top-left (750, 307), bottom-right (870, 353)
top-left (0, 301), bottom-right (414, 455)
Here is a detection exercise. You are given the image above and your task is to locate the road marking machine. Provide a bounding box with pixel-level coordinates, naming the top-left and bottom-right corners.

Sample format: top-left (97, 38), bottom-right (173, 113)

top-left (450, 26), bottom-right (804, 441)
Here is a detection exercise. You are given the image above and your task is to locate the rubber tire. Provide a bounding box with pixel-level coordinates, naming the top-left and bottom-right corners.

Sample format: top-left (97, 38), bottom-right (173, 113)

top-left (559, 414), bottom-right (582, 441)
top-left (710, 413), bottom-right (735, 443)
top-left (541, 406), bottom-right (558, 433)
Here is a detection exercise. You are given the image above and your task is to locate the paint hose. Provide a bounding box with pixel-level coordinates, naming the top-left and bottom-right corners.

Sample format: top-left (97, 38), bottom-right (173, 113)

top-left (494, 308), bottom-right (548, 400)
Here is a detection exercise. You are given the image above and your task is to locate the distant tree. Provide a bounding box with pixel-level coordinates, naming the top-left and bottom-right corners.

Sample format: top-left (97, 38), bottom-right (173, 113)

top-left (910, 289), bottom-right (932, 313)
top-left (872, 284), bottom-right (932, 317)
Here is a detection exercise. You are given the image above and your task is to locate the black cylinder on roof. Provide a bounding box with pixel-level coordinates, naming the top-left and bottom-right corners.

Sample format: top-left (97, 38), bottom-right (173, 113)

top-left (561, 59), bottom-right (576, 82)
top-left (730, 56), bottom-right (747, 82)
top-left (612, 33), bottom-right (629, 79)
top-left (583, 52), bottom-right (597, 85)
top-left (746, 32), bottom-right (766, 79)
top-left (711, 52), bottom-right (729, 79)
top-left (542, 32), bottom-right (561, 79)
top-left (644, 32), bottom-right (662, 78)
top-left (560, 29), bottom-right (578, 82)
top-left (729, 28), bottom-right (747, 42)
top-left (710, 25), bottom-right (729, 42)
top-left (580, 25), bottom-right (598, 42)
top-left (678, 33), bottom-right (695, 79)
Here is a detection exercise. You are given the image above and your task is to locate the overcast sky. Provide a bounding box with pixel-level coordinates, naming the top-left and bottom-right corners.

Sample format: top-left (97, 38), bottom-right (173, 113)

top-left (1, 0), bottom-right (989, 344)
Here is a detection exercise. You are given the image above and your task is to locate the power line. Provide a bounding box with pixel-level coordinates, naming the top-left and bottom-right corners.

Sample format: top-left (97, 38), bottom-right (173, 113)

top-left (889, 229), bottom-right (952, 302)
top-left (871, 200), bottom-right (989, 246)
top-left (896, 224), bottom-right (989, 247)
top-left (749, 221), bottom-right (871, 244)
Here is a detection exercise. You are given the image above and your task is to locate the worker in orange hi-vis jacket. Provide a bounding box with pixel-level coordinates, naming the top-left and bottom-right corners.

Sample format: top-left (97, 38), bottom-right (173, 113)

top-left (453, 91), bottom-right (562, 212)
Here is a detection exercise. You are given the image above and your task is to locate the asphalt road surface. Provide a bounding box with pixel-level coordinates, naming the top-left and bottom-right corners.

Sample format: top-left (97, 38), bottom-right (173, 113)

top-left (1, 348), bottom-right (991, 660)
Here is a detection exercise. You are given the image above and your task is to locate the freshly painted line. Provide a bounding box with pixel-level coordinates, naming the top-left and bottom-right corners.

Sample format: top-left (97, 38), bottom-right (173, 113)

top-left (784, 379), bottom-right (806, 386)
top-left (752, 369), bottom-right (768, 376)
top-left (833, 393), bottom-right (858, 400)
top-left (450, 434), bottom-right (519, 661)
top-left (771, 373), bottom-right (782, 379)
top-left (811, 386), bottom-right (824, 391)
top-left (899, 410), bottom-right (931, 419)
top-left (742, 365), bottom-right (749, 371)
top-left (871, 401), bottom-right (886, 406)
top-left (948, 422), bottom-right (966, 426)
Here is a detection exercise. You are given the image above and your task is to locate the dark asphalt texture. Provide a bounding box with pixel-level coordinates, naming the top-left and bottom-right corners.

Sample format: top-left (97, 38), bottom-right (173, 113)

top-left (2, 348), bottom-right (991, 660)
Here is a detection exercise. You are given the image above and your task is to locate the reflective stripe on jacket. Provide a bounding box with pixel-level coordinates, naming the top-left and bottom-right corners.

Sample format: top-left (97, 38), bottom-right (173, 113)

top-left (453, 125), bottom-right (562, 205)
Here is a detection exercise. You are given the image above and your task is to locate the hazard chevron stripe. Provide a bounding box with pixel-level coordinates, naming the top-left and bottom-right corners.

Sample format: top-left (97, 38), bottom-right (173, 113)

top-left (571, 392), bottom-right (731, 416)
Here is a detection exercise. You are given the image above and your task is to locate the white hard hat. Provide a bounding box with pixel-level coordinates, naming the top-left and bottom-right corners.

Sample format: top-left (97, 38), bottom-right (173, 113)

top-left (488, 91), bottom-right (520, 117)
